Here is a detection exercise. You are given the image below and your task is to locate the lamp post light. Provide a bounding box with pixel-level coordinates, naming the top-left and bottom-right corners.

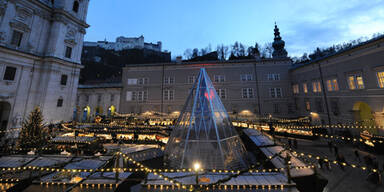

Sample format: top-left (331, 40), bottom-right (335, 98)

top-left (193, 162), bottom-right (201, 186)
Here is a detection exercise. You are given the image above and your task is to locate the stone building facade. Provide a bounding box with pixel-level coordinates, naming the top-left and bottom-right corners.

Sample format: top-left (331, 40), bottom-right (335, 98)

top-left (0, 0), bottom-right (90, 138)
top-left (76, 83), bottom-right (121, 122)
top-left (120, 59), bottom-right (293, 118)
top-left (290, 36), bottom-right (384, 129)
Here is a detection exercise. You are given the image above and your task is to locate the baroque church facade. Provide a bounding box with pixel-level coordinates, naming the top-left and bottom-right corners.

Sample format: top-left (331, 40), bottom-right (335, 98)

top-left (0, 0), bottom-right (90, 139)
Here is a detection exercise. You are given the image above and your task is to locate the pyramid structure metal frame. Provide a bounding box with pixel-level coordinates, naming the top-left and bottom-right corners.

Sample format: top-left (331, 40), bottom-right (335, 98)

top-left (164, 68), bottom-right (248, 170)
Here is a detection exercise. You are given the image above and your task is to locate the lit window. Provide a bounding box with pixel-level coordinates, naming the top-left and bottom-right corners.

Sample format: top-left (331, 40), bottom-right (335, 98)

top-left (214, 75), bottom-right (225, 82)
top-left (242, 88), bottom-right (254, 99)
top-left (303, 83), bottom-right (308, 93)
top-left (10, 30), bottom-right (23, 47)
top-left (348, 74), bottom-right (364, 90)
top-left (3, 66), bottom-right (17, 81)
top-left (377, 71), bottom-right (384, 88)
top-left (127, 78), bottom-right (138, 85)
top-left (292, 84), bottom-right (299, 94)
top-left (326, 78), bottom-right (339, 91)
top-left (312, 81), bottom-right (321, 93)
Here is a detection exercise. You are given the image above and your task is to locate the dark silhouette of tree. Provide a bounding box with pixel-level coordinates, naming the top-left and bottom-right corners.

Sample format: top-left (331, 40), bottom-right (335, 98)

top-left (192, 48), bottom-right (199, 58)
top-left (216, 44), bottom-right (229, 60)
top-left (183, 49), bottom-right (192, 60)
top-left (18, 107), bottom-right (48, 149)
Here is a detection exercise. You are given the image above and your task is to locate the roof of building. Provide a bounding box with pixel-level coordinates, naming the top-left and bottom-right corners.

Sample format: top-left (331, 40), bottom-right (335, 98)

top-left (124, 57), bottom-right (291, 68)
top-left (78, 83), bottom-right (122, 89)
top-left (290, 34), bottom-right (384, 70)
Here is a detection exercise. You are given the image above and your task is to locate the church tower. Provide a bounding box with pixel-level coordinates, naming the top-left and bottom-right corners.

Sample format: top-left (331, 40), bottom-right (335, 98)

top-left (272, 23), bottom-right (288, 59)
top-left (0, 0), bottom-right (90, 140)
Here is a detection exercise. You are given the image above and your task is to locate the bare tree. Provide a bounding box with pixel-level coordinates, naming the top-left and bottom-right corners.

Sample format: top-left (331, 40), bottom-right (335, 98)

top-left (183, 49), bottom-right (192, 60)
top-left (216, 44), bottom-right (229, 60)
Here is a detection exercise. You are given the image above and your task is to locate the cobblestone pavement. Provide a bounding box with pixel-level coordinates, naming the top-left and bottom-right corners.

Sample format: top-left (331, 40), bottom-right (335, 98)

top-left (277, 136), bottom-right (384, 192)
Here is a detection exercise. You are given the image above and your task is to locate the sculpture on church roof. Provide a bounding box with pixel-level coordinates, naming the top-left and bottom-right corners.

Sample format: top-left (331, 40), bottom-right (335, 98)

top-left (272, 23), bottom-right (288, 59)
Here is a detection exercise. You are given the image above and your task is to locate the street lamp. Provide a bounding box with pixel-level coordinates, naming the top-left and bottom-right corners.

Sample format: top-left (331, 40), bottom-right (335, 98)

top-left (193, 162), bottom-right (201, 186)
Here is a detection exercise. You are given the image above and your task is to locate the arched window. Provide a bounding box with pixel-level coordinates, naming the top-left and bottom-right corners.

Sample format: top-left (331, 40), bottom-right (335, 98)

top-left (72, 1), bottom-right (79, 13)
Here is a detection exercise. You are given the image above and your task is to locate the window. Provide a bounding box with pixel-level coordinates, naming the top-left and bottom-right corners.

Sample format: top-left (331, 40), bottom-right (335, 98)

top-left (240, 74), bottom-right (253, 81)
top-left (111, 94), bottom-right (115, 102)
top-left (217, 89), bottom-right (226, 99)
top-left (188, 75), bottom-right (196, 84)
top-left (65, 46), bottom-right (72, 58)
top-left (127, 78), bottom-right (138, 85)
top-left (126, 91), bottom-right (133, 101)
top-left (164, 76), bottom-right (175, 84)
top-left (97, 94), bottom-right (102, 103)
top-left (270, 88), bottom-right (282, 98)
top-left (292, 84), bottom-right (299, 94)
top-left (73, 1), bottom-right (79, 13)
top-left (138, 78), bottom-right (149, 85)
top-left (305, 99), bottom-right (311, 111)
top-left (163, 89), bottom-right (174, 101)
top-left (242, 88), bottom-right (254, 99)
top-left (3, 66), bottom-right (17, 81)
top-left (303, 83), bottom-right (308, 93)
top-left (330, 99), bottom-right (339, 116)
top-left (137, 91), bottom-right (148, 101)
top-left (273, 103), bottom-right (280, 114)
top-left (312, 81), bottom-right (322, 92)
top-left (57, 98), bottom-right (63, 107)
top-left (267, 74), bottom-right (280, 81)
top-left (60, 74), bottom-right (68, 85)
top-left (315, 99), bottom-right (323, 113)
top-left (347, 74), bottom-right (364, 90)
top-left (10, 30), bottom-right (23, 47)
top-left (326, 78), bottom-right (339, 91)
top-left (85, 95), bottom-right (89, 102)
top-left (214, 75), bottom-right (225, 82)
top-left (376, 71), bottom-right (384, 88)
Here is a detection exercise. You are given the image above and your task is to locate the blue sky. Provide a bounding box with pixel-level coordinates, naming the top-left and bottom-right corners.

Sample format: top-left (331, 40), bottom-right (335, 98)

top-left (84, 0), bottom-right (384, 57)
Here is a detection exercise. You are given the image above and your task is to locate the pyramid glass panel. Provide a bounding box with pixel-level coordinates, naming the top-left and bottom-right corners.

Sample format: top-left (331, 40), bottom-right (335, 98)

top-left (164, 68), bottom-right (248, 170)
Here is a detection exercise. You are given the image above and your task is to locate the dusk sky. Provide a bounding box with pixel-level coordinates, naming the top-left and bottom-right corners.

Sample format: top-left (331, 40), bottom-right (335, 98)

top-left (84, 0), bottom-right (384, 58)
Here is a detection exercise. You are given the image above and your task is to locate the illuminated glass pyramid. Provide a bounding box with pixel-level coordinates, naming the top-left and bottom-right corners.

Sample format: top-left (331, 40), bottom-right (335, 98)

top-left (164, 68), bottom-right (248, 170)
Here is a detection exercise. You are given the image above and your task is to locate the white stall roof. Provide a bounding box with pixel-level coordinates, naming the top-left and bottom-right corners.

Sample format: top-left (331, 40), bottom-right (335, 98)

top-left (51, 136), bottom-right (96, 143)
top-left (244, 129), bottom-right (275, 147)
top-left (260, 146), bottom-right (314, 177)
top-left (64, 159), bottom-right (104, 170)
top-left (0, 156), bottom-right (35, 167)
top-left (26, 156), bottom-right (72, 167)
top-left (127, 148), bottom-right (163, 162)
top-left (144, 172), bottom-right (295, 187)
